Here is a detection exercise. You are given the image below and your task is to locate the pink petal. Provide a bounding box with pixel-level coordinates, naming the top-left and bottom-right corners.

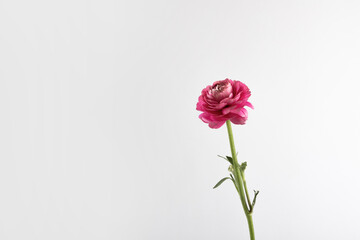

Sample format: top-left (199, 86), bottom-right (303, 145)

top-left (230, 116), bottom-right (247, 125)
top-left (199, 113), bottom-right (212, 123)
top-left (208, 121), bottom-right (226, 129)
top-left (239, 108), bottom-right (248, 118)
top-left (245, 101), bottom-right (254, 109)
top-left (222, 105), bottom-right (238, 115)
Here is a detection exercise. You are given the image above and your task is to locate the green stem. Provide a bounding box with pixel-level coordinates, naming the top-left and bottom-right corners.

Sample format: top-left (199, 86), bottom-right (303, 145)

top-left (226, 120), bottom-right (255, 240)
top-left (242, 173), bottom-right (252, 212)
top-left (246, 214), bottom-right (255, 240)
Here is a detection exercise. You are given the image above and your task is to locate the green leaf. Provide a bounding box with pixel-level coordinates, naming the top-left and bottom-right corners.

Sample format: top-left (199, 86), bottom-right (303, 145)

top-left (240, 161), bottom-right (247, 171)
top-left (229, 174), bottom-right (235, 182)
top-left (228, 164), bottom-right (234, 173)
top-left (226, 156), bottom-right (234, 165)
top-left (213, 177), bottom-right (231, 189)
top-left (217, 155), bottom-right (233, 165)
top-left (252, 190), bottom-right (260, 208)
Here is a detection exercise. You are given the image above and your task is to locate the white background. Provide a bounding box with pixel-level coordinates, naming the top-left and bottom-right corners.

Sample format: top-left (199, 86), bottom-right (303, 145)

top-left (1, 0), bottom-right (360, 239)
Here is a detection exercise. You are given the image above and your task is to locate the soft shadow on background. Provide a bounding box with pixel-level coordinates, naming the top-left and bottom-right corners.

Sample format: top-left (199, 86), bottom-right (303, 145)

top-left (1, 0), bottom-right (360, 239)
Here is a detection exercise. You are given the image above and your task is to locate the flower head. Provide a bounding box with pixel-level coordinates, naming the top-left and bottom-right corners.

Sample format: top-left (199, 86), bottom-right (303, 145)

top-left (196, 78), bottom-right (253, 129)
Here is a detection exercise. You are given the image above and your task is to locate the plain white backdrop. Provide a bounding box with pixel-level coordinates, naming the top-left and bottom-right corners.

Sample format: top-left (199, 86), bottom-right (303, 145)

top-left (1, 0), bottom-right (360, 239)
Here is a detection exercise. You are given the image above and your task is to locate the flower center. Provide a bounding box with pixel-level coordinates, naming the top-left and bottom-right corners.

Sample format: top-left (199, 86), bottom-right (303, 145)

top-left (211, 80), bottom-right (232, 101)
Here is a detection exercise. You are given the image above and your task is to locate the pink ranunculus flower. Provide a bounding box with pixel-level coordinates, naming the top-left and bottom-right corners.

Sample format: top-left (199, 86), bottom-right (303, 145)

top-left (196, 78), bottom-right (253, 129)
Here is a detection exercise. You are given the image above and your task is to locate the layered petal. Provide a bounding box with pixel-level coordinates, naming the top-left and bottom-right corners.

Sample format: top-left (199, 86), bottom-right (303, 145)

top-left (209, 121), bottom-right (226, 129)
top-left (196, 79), bottom-right (253, 129)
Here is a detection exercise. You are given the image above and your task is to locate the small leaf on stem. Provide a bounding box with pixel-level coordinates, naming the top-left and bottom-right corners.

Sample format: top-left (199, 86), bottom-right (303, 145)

top-left (226, 156), bottom-right (234, 165)
top-left (240, 161), bottom-right (247, 172)
top-left (213, 177), bottom-right (231, 189)
top-left (252, 190), bottom-right (260, 208)
top-left (217, 155), bottom-right (233, 165)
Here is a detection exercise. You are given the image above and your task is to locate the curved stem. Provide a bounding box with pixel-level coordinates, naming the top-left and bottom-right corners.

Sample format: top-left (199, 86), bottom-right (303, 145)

top-left (226, 120), bottom-right (255, 240)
